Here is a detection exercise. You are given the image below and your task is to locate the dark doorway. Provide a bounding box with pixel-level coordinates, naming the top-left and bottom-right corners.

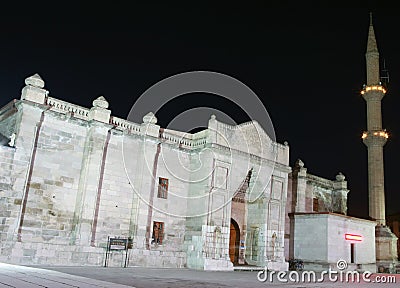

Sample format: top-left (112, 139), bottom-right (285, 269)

top-left (229, 218), bottom-right (240, 264)
top-left (350, 243), bottom-right (355, 263)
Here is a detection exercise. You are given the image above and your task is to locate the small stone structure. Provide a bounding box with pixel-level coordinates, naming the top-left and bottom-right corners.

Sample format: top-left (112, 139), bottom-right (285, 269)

top-left (289, 213), bottom-right (377, 272)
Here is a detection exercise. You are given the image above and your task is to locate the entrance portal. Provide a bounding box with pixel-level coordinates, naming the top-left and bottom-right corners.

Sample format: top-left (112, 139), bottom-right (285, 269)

top-left (229, 218), bottom-right (240, 264)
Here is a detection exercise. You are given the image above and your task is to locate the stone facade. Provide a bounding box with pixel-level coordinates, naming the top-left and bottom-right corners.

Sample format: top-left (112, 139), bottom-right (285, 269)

top-left (0, 75), bottom-right (290, 270)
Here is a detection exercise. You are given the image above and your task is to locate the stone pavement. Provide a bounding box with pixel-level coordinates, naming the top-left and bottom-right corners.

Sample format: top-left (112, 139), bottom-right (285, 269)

top-left (0, 263), bottom-right (132, 288)
top-left (0, 263), bottom-right (399, 288)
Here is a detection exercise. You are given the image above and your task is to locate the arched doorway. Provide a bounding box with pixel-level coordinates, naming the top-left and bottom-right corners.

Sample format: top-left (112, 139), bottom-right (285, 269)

top-left (229, 218), bottom-right (240, 264)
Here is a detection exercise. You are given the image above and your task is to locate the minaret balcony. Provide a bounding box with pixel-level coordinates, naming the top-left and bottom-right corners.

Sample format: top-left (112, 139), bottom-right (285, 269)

top-left (362, 130), bottom-right (388, 146)
top-left (361, 85), bottom-right (386, 95)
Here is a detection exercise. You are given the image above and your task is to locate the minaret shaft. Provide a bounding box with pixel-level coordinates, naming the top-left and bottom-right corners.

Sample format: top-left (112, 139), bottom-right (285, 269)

top-left (367, 144), bottom-right (386, 224)
top-left (366, 99), bottom-right (382, 131)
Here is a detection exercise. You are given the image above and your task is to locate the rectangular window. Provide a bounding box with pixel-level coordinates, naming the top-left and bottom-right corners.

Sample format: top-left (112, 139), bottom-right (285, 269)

top-left (313, 198), bottom-right (319, 212)
top-left (152, 221), bottom-right (164, 245)
top-left (158, 177), bottom-right (168, 199)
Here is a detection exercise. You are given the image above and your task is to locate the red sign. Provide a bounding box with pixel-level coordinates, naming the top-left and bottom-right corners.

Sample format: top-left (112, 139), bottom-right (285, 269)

top-left (345, 234), bottom-right (363, 241)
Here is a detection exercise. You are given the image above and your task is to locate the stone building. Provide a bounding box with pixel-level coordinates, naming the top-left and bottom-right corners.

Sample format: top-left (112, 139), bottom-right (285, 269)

top-left (0, 74), bottom-right (378, 272)
top-left (0, 74), bottom-right (291, 270)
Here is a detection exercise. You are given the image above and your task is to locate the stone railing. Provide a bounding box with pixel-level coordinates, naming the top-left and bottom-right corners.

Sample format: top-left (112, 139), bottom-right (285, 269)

top-left (159, 129), bottom-right (207, 149)
top-left (44, 96), bottom-right (207, 149)
top-left (216, 120), bottom-right (256, 130)
top-left (306, 174), bottom-right (334, 189)
top-left (110, 116), bottom-right (141, 134)
top-left (47, 97), bottom-right (90, 120)
top-left (110, 117), bottom-right (208, 149)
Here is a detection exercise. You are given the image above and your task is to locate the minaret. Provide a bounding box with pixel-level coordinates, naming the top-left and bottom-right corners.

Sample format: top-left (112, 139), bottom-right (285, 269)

top-left (361, 13), bottom-right (388, 226)
top-left (361, 13), bottom-right (398, 268)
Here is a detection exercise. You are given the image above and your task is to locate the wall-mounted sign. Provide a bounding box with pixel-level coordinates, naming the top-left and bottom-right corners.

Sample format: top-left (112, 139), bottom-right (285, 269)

top-left (345, 234), bottom-right (363, 242)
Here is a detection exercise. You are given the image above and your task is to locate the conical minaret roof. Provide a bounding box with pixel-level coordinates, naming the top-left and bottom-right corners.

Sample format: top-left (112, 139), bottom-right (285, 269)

top-left (366, 13), bottom-right (379, 54)
top-left (365, 13), bottom-right (380, 86)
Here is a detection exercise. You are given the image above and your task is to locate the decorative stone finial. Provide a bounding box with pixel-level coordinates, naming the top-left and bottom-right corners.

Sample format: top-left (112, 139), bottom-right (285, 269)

top-left (295, 159), bottom-right (304, 168)
top-left (25, 74), bottom-right (45, 88)
top-left (336, 172), bottom-right (346, 182)
top-left (284, 141), bottom-right (289, 146)
top-left (210, 114), bottom-right (216, 120)
top-left (92, 96), bottom-right (109, 109)
top-left (143, 112), bottom-right (157, 124)
top-left (89, 96), bottom-right (111, 123)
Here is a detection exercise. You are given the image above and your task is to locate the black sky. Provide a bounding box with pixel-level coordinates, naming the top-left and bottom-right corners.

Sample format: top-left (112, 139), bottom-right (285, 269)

top-left (1, 4), bottom-right (399, 218)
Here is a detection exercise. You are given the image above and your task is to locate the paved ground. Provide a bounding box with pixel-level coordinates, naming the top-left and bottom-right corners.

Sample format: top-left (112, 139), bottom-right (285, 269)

top-left (0, 263), bottom-right (399, 287)
top-left (0, 263), bottom-right (131, 288)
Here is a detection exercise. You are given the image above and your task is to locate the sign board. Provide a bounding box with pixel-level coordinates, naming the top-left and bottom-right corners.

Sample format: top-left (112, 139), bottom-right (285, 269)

top-left (104, 237), bottom-right (131, 267)
top-left (109, 238), bottom-right (128, 250)
top-left (345, 234), bottom-right (363, 242)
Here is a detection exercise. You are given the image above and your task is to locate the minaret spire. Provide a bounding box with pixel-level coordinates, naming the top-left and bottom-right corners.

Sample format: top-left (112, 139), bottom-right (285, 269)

top-left (366, 13), bottom-right (380, 85)
top-left (367, 13), bottom-right (378, 54)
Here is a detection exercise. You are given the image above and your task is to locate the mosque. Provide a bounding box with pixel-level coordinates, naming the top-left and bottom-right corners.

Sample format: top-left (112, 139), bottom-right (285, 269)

top-left (0, 16), bottom-right (397, 272)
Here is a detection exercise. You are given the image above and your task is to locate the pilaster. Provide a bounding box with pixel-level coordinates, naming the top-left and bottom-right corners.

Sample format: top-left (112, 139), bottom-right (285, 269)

top-left (292, 159), bottom-right (307, 213)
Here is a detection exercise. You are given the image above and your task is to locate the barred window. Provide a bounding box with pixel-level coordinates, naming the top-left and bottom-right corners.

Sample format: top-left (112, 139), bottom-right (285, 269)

top-left (158, 177), bottom-right (168, 199)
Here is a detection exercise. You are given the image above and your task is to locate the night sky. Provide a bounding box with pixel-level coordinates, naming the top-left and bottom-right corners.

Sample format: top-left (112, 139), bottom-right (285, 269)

top-left (1, 4), bottom-right (399, 219)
